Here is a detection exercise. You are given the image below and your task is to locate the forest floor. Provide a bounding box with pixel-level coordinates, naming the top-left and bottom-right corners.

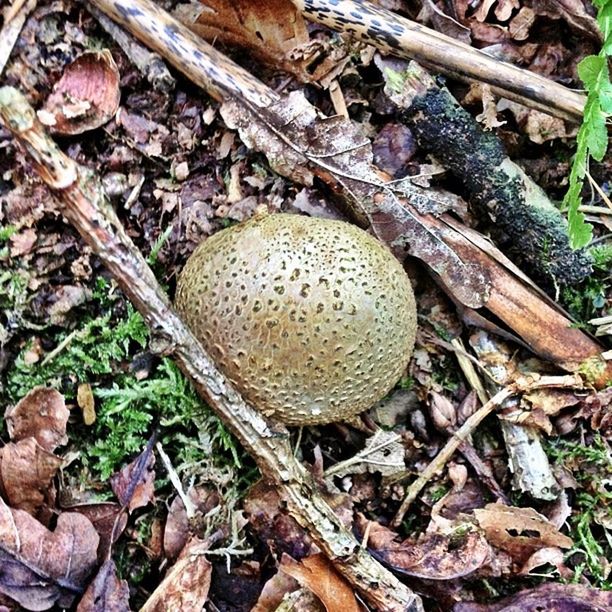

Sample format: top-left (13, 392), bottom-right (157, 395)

top-left (0, 0), bottom-right (611, 610)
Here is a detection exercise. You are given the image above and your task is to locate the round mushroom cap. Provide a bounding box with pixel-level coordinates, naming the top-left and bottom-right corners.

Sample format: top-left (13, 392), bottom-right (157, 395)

top-left (175, 213), bottom-right (417, 425)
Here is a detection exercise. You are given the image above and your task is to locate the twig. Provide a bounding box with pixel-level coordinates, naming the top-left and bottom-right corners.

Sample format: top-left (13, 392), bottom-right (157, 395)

top-left (391, 375), bottom-right (580, 527)
top-left (291, 0), bottom-right (586, 122)
top-left (87, 3), bottom-right (176, 92)
top-left (156, 441), bottom-right (197, 519)
top-left (0, 86), bottom-right (423, 612)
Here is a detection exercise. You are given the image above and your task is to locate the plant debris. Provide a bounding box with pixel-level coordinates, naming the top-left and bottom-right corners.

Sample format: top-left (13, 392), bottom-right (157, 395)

top-left (0, 0), bottom-right (610, 609)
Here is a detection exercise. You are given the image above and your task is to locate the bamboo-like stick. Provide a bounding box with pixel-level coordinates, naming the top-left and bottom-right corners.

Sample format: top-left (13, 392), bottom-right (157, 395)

top-left (292, 0), bottom-right (586, 122)
top-left (0, 86), bottom-right (423, 612)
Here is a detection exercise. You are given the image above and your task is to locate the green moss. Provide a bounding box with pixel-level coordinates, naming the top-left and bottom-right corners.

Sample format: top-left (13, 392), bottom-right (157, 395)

top-left (547, 435), bottom-right (612, 588)
top-left (2, 278), bottom-right (252, 486)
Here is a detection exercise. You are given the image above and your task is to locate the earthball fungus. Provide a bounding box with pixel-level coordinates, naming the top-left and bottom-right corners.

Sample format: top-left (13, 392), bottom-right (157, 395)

top-left (175, 213), bottom-right (417, 425)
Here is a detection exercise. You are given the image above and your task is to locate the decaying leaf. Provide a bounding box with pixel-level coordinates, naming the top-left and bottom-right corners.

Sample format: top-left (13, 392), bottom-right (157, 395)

top-left (454, 582), bottom-right (612, 611)
top-left (251, 570), bottom-right (300, 612)
top-left (0, 499), bottom-right (99, 611)
top-left (63, 502), bottom-right (127, 562)
top-left (110, 436), bottom-right (156, 512)
top-left (244, 480), bottom-right (314, 559)
top-left (163, 487), bottom-right (221, 560)
top-left (38, 50), bottom-right (120, 135)
top-left (140, 537), bottom-right (212, 612)
top-left (356, 514), bottom-right (491, 579)
top-left (0, 438), bottom-right (62, 517)
top-left (174, 0), bottom-right (337, 82)
top-left (77, 384), bottom-right (96, 426)
top-left (474, 503), bottom-right (572, 564)
top-left (76, 560), bottom-right (130, 612)
top-left (279, 553), bottom-right (360, 612)
top-left (5, 387), bottom-right (69, 452)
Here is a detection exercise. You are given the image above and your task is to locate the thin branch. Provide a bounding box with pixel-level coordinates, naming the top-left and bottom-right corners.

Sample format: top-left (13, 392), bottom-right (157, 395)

top-left (391, 374), bottom-right (582, 527)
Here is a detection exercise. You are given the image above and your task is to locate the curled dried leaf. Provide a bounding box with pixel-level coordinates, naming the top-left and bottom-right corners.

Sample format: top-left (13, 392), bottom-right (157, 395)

top-left (5, 387), bottom-right (69, 452)
top-left (39, 50), bottom-right (120, 135)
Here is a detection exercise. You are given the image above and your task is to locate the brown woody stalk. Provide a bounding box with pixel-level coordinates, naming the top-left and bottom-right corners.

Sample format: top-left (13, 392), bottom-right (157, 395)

top-left (0, 87), bottom-right (423, 612)
top-left (292, 0), bottom-right (585, 122)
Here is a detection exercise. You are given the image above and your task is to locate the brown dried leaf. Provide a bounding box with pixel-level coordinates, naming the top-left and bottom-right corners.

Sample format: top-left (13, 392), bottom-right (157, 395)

top-left (39, 50), bottom-right (120, 135)
top-left (280, 553), bottom-right (360, 612)
top-left (163, 487), bottom-right (221, 560)
top-left (519, 546), bottom-right (572, 579)
top-left (528, 0), bottom-right (602, 42)
top-left (454, 582), bottom-right (612, 611)
top-left (357, 515), bottom-right (490, 579)
top-left (76, 560), bottom-right (130, 612)
top-left (9, 228), bottom-right (36, 257)
top-left (175, 0), bottom-right (328, 82)
top-left (0, 499), bottom-right (99, 610)
top-left (0, 438), bottom-right (62, 517)
top-left (251, 570), bottom-right (300, 612)
top-left (77, 384), bottom-right (96, 426)
top-left (63, 502), bottom-right (127, 562)
top-left (110, 436), bottom-right (155, 512)
top-left (474, 503), bottom-right (572, 564)
top-left (244, 480), bottom-right (313, 559)
top-left (140, 537), bottom-right (212, 612)
top-left (523, 388), bottom-right (581, 416)
top-left (5, 387), bottom-right (69, 452)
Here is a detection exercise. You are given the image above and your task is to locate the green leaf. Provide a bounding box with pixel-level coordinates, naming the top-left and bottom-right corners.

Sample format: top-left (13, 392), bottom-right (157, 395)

top-left (583, 105), bottom-right (608, 161)
top-left (600, 81), bottom-right (612, 113)
top-left (578, 56), bottom-right (606, 90)
top-left (568, 206), bottom-right (594, 250)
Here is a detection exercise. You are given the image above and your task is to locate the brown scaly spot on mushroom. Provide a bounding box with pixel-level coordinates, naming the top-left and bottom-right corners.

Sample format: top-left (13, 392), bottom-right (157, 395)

top-left (175, 212), bottom-right (417, 425)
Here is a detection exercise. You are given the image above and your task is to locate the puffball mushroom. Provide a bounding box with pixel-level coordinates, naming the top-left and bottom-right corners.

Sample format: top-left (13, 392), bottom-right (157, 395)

top-left (175, 213), bottom-right (417, 425)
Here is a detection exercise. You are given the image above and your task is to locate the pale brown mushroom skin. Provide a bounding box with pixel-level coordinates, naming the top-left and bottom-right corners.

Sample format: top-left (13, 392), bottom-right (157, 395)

top-left (175, 213), bottom-right (417, 425)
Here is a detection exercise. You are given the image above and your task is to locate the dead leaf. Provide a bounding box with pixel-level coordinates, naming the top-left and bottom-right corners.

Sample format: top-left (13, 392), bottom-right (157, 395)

top-left (110, 435), bottom-right (156, 512)
top-left (372, 123), bottom-right (417, 177)
top-left (163, 487), bottom-right (221, 560)
top-left (77, 383), bottom-right (96, 426)
top-left (251, 570), bottom-right (300, 612)
top-left (76, 560), bottom-right (130, 612)
top-left (39, 50), bottom-right (120, 135)
top-left (280, 553), bottom-right (360, 612)
top-left (0, 499), bottom-right (99, 610)
top-left (9, 228), bottom-right (36, 257)
top-left (0, 438), bottom-right (62, 517)
top-left (519, 546), bottom-right (572, 579)
top-left (324, 429), bottom-right (406, 479)
top-left (244, 480), bottom-right (314, 559)
top-left (474, 503), bottom-right (572, 564)
top-left (5, 387), bottom-right (69, 452)
top-left (63, 502), bottom-right (127, 562)
top-left (174, 0), bottom-right (340, 83)
top-left (454, 582), bottom-right (612, 611)
top-left (140, 537), bottom-right (212, 612)
top-left (356, 514), bottom-right (490, 579)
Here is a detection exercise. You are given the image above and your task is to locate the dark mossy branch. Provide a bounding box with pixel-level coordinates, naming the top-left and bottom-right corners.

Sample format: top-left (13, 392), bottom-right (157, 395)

top-left (395, 68), bottom-right (592, 288)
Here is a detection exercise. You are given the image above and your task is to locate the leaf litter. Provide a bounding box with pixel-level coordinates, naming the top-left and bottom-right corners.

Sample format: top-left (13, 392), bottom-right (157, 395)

top-left (0, 0), bottom-right (610, 610)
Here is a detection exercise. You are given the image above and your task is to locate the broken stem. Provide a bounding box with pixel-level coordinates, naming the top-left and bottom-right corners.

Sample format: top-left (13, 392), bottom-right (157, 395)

top-left (391, 374), bottom-right (582, 527)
